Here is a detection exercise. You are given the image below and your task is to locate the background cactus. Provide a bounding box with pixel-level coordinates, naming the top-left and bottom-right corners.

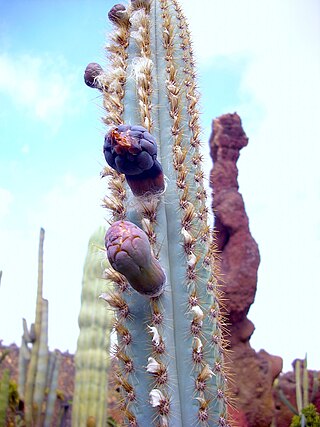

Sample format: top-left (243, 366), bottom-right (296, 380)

top-left (18, 228), bottom-right (61, 427)
top-left (72, 226), bottom-right (112, 427)
top-left (86, 1), bottom-right (229, 425)
top-left (273, 355), bottom-right (320, 427)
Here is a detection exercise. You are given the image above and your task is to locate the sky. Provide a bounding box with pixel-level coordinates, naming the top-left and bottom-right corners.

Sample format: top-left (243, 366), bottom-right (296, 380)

top-left (0, 0), bottom-right (319, 373)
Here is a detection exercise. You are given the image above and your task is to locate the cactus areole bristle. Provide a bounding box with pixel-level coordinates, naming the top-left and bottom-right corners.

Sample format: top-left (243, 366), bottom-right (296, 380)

top-left (104, 125), bottom-right (165, 196)
top-left (105, 220), bottom-right (166, 297)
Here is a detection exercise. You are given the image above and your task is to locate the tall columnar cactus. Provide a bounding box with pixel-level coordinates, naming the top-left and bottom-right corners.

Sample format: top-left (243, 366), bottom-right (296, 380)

top-left (72, 227), bottom-right (112, 427)
top-left (19, 228), bottom-right (61, 427)
top-left (86, 1), bottom-right (229, 425)
top-left (23, 228), bottom-right (50, 426)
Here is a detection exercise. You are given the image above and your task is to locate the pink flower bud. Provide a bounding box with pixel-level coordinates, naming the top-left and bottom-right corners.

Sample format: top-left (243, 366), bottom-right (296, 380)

top-left (108, 4), bottom-right (128, 25)
top-left (105, 220), bottom-right (165, 297)
top-left (84, 63), bottom-right (103, 89)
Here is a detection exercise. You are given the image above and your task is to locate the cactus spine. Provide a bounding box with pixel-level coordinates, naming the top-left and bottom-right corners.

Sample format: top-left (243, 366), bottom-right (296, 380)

top-left (89, 1), bottom-right (229, 425)
top-left (72, 227), bottom-right (112, 427)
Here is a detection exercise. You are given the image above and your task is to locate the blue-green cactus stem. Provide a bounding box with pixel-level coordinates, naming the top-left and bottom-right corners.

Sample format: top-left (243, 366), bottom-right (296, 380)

top-left (94, 1), bottom-right (229, 425)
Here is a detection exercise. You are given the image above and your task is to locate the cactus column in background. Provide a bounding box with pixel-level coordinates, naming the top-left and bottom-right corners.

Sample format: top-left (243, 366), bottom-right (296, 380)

top-left (18, 228), bottom-right (61, 427)
top-left (72, 227), bottom-right (112, 427)
top-left (86, 1), bottom-right (229, 426)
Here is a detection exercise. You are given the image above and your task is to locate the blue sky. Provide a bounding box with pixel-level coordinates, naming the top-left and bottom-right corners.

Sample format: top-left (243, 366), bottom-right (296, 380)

top-left (0, 0), bottom-right (319, 372)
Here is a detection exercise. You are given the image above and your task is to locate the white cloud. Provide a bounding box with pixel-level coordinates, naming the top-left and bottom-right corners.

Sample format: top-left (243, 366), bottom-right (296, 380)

top-left (29, 174), bottom-right (110, 352)
top-left (0, 53), bottom-right (84, 130)
top-left (181, 0), bottom-right (320, 370)
top-left (0, 188), bottom-right (13, 219)
top-left (21, 144), bottom-right (30, 154)
top-left (180, 0), bottom-right (319, 64)
top-left (0, 174), bottom-right (109, 353)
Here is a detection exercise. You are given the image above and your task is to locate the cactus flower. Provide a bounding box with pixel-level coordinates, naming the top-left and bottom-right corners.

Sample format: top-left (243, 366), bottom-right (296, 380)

top-left (103, 125), bottom-right (165, 196)
top-left (105, 220), bottom-right (166, 296)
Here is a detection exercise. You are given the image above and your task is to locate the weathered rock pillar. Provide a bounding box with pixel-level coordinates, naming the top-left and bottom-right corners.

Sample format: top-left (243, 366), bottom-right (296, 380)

top-left (209, 113), bottom-right (282, 427)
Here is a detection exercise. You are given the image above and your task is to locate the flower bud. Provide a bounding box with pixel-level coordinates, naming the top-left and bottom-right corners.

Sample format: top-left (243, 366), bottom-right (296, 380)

top-left (103, 125), bottom-right (165, 196)
top-left (108, 4), bottom-right (129, 25)
top-left (105, 220), bottom-right (166, 296)
top-left (84, 62), bottom-right (103, 89)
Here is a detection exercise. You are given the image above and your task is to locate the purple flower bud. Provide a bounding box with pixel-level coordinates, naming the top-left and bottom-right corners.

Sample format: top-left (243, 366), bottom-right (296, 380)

top-left (84, 63), bottom-right (103, 89)
top-left (105, 220), bottom-right (166, 297)
top-left (103, 125), bottom-right (165, 196)
top-left (108, 4), bottom-right (128, 25)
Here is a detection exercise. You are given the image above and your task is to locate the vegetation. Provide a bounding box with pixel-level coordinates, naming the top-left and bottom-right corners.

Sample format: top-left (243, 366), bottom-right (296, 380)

top-left (84, 1), bottom-right (229, 425)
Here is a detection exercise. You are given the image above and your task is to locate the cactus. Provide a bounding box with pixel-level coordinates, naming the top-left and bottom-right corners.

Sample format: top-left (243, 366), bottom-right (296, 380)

top-left (44, 350), bottom-right (61, 427)
top-left (19, 228), bottom-right (61, 426)
top-left (72, 227), bottom-right (112, 427)
top-left (23, 228), bottom-right (49, 425)
top-left (274, 356), bottom-right (312, 415)
top-left (86, 1), bottom-right (229, 425)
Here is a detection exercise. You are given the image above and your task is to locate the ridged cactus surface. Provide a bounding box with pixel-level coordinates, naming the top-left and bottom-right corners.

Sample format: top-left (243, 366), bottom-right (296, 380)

top-left (72, 227), bottom-right (112, 427)
top-left (86, 1), bottom-right (229, 426)
top-left (19, 228), bottom-right (61, 427)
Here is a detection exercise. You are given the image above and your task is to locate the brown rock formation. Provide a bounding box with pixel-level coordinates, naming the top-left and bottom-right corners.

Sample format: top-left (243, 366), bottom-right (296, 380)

top-left (209, 113), bottom-right (283, 426)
